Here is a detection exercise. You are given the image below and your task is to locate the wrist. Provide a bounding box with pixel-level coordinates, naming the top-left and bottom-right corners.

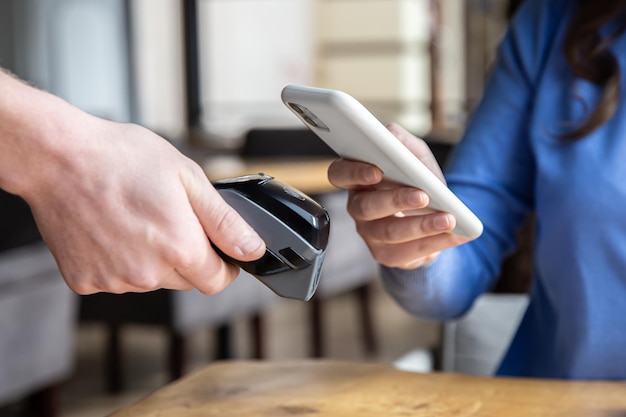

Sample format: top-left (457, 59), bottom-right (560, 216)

top-left (0, 71), bottom-right (90, 200)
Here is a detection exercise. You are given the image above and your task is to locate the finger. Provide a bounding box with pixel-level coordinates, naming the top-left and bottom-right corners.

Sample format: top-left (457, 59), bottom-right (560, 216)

top-left (182, 253), bottom-right (240, 295)
top-left (156, 269), bottom-right (196, 291)
top-left (348, 187), bottom-right (430, 221)
top-left (82, 257), bottom-right (197, 294)
top-left (328, 158), bottom-right (383, 189)
top-left (184, 164), bottom-right (266, 262)
top-left (369, 232), bottom-right (471, 269)
top-left (64, 273), bottom-right (173, 295)
top-left (171, 225), bottom-right (242, 295)
top-left (387, 123), bottom-right (445, 183)
top-left (171, 195), bottom-right (248, 294)
top-left (173, 163), bottom-right (261, 294)
top-left (358, 212), bottom-right (457, 244)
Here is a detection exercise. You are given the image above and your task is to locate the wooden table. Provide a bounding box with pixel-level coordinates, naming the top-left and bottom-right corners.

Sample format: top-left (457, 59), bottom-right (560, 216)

top-left (110, 360), bottom-right (626, 416)
top-left (203, 156), bottom-right (338, 196)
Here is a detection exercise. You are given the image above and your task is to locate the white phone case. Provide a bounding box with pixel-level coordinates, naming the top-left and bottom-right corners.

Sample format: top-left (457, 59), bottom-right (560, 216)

top-left (281, 84), bottom-right (483, 239)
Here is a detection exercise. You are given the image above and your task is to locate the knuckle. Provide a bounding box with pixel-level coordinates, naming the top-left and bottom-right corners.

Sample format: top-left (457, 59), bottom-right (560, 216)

top-left (68, 279), bottom-right (95, 295)
top-left (356, 165), bottom-right (374, 183)
top-left (413, 137), bottom-right (431, 154)
top-left (127, 274), bottom-right (161, 292)
top-left (349, 193), bottom-right (374, 220)
top-left (371, 240), bottom-right (432, 269)
top-left (160, 236), bottom-right (197, 270)
top-left (166, 246), bottom-right (195, 270)
top-left (355, 221), bottom-right (373, 242)
top-left (367, 218), bottom-right (400, 244)
top-left (371, 246), bottom-right (401, 267)
top-left (198, 282), bottom-right (224, 296)
top-left (423, 214), bottom-right (444, 234)
top-left (100, 273), bottom-right (138, 293)
top-left (409, 237), bottom-right (428, 256)
top-left (92, 278), bottom-right (125, 294)
top-left (406, 219), bottom-right (427, 239)
top-left (368, 224), bottom-right (387, 243)
top-left (213, 206), bottom-right (242, 236)
top-left (65, 270), bottom-right (114, 294)
top-left (188, 160), bottom-right (209, 184)
top-left (176, 282), bottom-right (195, 291)
top-left (371, 250), bottom-right (388, 265)
top-left (392, 189), bottom-right (406, 208)
top-left (196, 269), bottom-right (234, 295)
top-left (327, 161), bottom-right (344, 187)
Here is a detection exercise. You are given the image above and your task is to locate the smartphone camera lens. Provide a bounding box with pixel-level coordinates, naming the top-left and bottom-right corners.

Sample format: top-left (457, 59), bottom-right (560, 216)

top-left (287, 101), bottom-right (330, 131)
top-left (303, 116), bottom-right (318, 127)
top-left (288, 102), bottom-right (304, 114)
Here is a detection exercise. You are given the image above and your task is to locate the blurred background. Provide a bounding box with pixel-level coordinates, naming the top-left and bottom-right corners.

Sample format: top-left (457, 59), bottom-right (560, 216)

top-left (0, 0), bottom-right (512, 146)
top-left (0, 1), bottom-right (524, 416)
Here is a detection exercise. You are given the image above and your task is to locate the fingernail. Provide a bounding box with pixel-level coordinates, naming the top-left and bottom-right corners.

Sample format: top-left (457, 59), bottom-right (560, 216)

top-left (434, 213), bottom-right (454, 231)
top-left (408, 190), bottom-right (427, 207)
top-left (362, 166), bottom-right (378, 183)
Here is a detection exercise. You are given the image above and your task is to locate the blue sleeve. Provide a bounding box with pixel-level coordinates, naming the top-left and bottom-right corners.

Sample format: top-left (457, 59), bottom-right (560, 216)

top-left (381, 249), bottom-right (478, 320)
top-left (381, 0), bottom-right (570, 320)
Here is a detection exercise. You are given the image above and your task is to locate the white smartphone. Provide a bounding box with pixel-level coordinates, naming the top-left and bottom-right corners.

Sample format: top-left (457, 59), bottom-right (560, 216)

top-left (281, 84), bottom-right (483, 239)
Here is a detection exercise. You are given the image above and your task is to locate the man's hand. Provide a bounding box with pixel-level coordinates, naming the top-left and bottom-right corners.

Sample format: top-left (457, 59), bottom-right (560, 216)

top-left (0, 69), bottom-right (265, 294)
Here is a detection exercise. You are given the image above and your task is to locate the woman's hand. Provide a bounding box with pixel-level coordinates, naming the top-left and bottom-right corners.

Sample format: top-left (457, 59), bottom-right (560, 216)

top-left (327, 123), bottom-right (471, 269)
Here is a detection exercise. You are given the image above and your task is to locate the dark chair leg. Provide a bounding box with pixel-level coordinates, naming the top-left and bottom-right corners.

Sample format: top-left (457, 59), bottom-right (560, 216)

top-left (24, 384), bottom-right (59, 417)
top-left (169, 331), bottom-right (188, 380)
top-left (105, 323), bottom-right (124, 394)
top-left (356, 283), bottom-right (378, 355)
top-left (215, 323), bottom-right (233, 360)
top-left (250, 313), bottom-right (264, 359)
top-left (310, 297), bottom-right (324, 358)
top-left (430, 323), bottom-right (445, 371)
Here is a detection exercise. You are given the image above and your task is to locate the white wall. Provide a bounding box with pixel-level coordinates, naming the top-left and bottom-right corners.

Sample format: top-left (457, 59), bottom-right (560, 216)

top-left (6, 0), bottom-right (191, 136)
top-left (438, 0), bottom-right (467, 128)
top-left (48, 0), bottom-right (131, 122)
top-left (315, 0), bottom-right (433, 135)
top-left (2, 0), bottom-right (473, 146)
top-left (130, 0), bottom-right (186, 140)
top-left (6, 0), bottom-right (132, 123)
top-left (198, 0), bottom-right (316, 147)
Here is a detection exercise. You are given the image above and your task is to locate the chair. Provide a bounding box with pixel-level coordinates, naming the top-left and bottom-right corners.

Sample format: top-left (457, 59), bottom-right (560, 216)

top-left (0, 242), bottom-right (78, 417)
top-left (441, 293), bottom-right (529, 375)
top-left (440, 215), bottom-right (534, 375)
top-left (309, 191), bottom-right (380, 357)
top-left (393, 293), bottom-right (529, 375)
top-left (79, 270), bottom-right (279, 393)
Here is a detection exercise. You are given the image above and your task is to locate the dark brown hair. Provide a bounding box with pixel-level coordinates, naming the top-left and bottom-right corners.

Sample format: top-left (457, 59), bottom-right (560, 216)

top-left (508, 0), bottom-right (626, 140)
top-left (561, 0), bottom-right (626, 139)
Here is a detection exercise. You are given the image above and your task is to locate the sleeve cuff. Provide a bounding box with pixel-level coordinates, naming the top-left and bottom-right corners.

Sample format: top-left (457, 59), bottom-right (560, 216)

top-left (380, 249), bottom-right (476, 320)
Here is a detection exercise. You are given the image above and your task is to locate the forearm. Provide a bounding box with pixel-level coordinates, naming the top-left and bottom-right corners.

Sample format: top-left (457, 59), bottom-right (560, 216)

top-left (0, 69), bottom-right (88, 200)
top-left (0, 68), bottom-right (265, 295)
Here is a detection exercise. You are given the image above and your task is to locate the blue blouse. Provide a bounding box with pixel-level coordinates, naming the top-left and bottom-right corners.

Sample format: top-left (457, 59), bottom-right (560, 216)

top-left (382, 0), bottom-right (626, 379)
